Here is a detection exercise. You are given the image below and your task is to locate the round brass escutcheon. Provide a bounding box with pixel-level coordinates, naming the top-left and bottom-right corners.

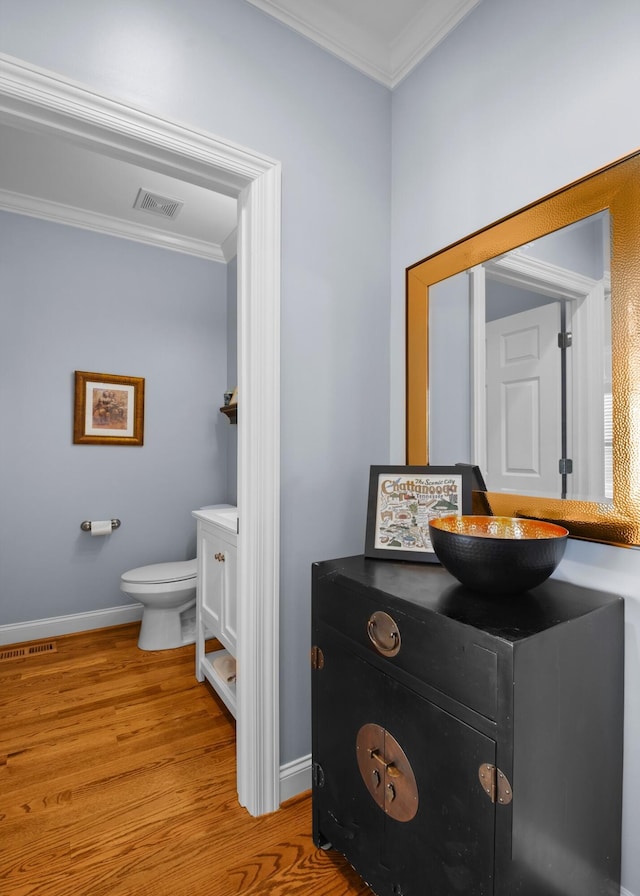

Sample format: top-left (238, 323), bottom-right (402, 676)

top-left (367, 610), bottom-right (401, 656)
top-left (356, 723), bottom-right (418, 822)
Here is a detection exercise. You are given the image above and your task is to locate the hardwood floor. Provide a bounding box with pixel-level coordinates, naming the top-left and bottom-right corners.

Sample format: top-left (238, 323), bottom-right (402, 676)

top-left (0, 624), bottom-right (370, 896)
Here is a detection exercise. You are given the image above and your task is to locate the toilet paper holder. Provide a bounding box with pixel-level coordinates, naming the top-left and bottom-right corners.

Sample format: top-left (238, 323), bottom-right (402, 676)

top-left (80, 519), bottom-right (121, 532)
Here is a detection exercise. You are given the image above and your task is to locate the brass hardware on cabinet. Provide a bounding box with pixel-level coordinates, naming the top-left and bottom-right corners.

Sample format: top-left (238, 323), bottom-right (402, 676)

top-left (367, 611), bottom-right (401, 656)
top-left (311, 645), bottom-right (325, 671)
top-left (368, 748), bottom-right (401, 777)
top-left (312, 762), bottom-right (325, 788)
top-left (214, 552), bottom-right (225, 562)
top-left (356, 723), bottom-right (418, 822)
top-left (478, 763), bottom-right (513, 805)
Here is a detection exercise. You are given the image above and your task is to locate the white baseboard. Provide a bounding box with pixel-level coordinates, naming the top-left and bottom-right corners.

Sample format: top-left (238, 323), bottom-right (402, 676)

top-left (0, 604), bottom-right (143, 645)
top-left (279, 753), bottom-right (312, 803)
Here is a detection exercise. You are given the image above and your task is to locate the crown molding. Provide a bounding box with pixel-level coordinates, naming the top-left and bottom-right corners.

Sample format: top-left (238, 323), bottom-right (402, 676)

top-left (0, 187), bottom-right (229, 262)
top-left (222, 226), bottom-right (238, 262)
top-left (390, 0), bottom-right (482, 87)
top-left (246, 0), bottom-right (481, 88)
top-left (485, 252), bottom-right (599, 300)
top-left (0, 53), bottom-right (245, 262)
top-left (247, 0), bottom-right (390, 85)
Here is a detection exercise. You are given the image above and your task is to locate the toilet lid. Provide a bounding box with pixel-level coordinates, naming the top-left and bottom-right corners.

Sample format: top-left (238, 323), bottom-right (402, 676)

top-left (121, 558), bottom-right (197, 585)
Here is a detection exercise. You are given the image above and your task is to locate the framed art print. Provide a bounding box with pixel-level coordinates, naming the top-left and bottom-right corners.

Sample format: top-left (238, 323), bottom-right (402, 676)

top-left (73, 370), bottom-right (145, 446)
top-left (364, 465), bottom-right (473, 562)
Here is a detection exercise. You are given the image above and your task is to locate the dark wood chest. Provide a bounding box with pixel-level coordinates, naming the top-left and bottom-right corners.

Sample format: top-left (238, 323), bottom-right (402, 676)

top-left (311, 555), bottom-right (624, 896)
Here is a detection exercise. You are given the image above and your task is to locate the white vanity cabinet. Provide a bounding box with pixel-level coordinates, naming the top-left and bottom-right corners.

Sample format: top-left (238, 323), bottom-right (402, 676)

top-left (192, 505), bottom-right (238, 717)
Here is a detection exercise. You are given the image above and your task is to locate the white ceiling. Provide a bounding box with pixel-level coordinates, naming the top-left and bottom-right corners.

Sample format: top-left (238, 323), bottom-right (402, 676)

top-left (0, 1), bottom-right (480, 259)
top-left (0, 123), bottom-right (239, 263)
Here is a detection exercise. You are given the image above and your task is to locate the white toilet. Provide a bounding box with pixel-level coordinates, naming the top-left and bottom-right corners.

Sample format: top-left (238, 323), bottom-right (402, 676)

top-left (120, 558), bottom-right (198, 651)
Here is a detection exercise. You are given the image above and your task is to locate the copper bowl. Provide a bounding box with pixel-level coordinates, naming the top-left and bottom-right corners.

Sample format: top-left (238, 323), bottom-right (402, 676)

top-left (429, 516), bottom-right (569, 595)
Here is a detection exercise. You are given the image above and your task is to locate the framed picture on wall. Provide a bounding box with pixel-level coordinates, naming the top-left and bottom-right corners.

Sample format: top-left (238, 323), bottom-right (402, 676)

top-left (364, 465), bottom-right (473, 562)
top-left (73, 370), bottom-right (145, 446)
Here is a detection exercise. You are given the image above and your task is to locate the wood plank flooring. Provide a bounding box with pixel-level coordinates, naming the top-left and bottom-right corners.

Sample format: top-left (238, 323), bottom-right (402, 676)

top-left (0, 624), bottom-right (370, 896)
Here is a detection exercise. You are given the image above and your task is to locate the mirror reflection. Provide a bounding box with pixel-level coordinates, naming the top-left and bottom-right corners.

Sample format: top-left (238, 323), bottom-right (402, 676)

top-left (407, 149), bottom-right (640, 545)
top-left (429, 212), bottom-right (612, 502)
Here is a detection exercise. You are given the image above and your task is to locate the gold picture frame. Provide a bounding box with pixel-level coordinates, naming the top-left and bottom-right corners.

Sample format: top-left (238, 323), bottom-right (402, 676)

top-left (73, 370), bottom-right (145, 446)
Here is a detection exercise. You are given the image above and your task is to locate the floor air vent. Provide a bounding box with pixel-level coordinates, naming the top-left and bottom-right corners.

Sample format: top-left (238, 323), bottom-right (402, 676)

top-left (0, 641), bottom-right (57, 662)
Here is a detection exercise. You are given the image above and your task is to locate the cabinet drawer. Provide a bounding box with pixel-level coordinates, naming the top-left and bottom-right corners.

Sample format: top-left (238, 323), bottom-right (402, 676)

top-left (316, 577), bottom-right (498, 720)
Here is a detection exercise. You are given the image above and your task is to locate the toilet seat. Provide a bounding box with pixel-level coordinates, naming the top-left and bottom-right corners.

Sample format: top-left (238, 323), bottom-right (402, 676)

top-left (121, 558), bottom-right (197, 586)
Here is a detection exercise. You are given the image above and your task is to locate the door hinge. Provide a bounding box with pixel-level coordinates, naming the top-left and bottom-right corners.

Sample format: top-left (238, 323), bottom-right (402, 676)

top-left (478, 763), bottom-right (513, 805)
top-left (558, 331), bottom-right (573, 349)
top-left (311, 645), bottom-right (325, 670)
top-left (559, 457), bottom-right (573, 475)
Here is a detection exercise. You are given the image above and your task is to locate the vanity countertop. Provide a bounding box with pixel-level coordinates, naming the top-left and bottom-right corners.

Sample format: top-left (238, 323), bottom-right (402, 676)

top-left (192, 504), bottom-right (238, 532)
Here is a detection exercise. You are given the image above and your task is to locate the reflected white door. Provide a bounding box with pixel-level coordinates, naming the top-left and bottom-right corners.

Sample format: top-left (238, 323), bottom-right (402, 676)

top-left (486, 303), bottom-right (561, 496)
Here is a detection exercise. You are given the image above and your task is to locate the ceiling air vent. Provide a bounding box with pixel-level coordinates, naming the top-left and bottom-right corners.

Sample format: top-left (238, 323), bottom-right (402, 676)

top-left (133, 188), bottom-right (183, 220)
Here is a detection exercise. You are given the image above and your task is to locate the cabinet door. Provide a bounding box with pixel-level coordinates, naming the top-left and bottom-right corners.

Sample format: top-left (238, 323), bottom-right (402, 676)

top-left (200, 527), bottom-right (224, 633)
top-left (313, 631), bottom-right (385, 872)
top-left (313, 626), bottom-right (497, 896)
top-left (199, 525), bottom-right (237, 655)
top-left (219, 540), bottom-right (237, 653)
top-left (382, 675), bottom-right (496, 895)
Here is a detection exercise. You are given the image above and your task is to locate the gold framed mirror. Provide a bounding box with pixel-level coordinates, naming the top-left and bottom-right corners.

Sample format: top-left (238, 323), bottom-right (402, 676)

top-left (407, 149), bottom-right (640, 546)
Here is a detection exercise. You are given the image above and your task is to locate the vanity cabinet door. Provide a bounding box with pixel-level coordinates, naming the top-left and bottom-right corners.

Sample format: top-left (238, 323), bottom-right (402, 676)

top-left (200, 525), bottom-right (224, 635)
top-left (200, 524), bottom-right (237, 654)
top-left (219, 535), bottom-right (237, 653)
top-left (313, 622), bottom-right (497, 896)
top-left (194, 509), bottom-right (238, 717)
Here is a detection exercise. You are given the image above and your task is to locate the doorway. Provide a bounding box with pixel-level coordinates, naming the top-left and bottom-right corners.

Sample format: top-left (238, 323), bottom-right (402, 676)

top-left (0, 53), bottom-right (281, 816)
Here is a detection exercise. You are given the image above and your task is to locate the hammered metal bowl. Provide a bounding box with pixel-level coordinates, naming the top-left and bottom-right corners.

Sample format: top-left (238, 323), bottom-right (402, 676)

top-left (429, 516), bottom-right (569, 595)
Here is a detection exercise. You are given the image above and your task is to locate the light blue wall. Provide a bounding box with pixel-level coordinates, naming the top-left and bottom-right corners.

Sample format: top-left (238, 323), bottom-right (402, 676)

top-left (392, 1), bottom-right (640, 891)
top-left (7, 3), bottom-right (635, 885)
top-left (0, 0), bottom-right (392, 764)
top-left (0, 211), bottom-right (229, 622)
top-left (428, 272), bottom-right (471, 463)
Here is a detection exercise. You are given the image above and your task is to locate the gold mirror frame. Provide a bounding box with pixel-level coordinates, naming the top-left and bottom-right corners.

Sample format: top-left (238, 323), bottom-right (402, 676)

top-left (407, 149), bottom-right (640, 546)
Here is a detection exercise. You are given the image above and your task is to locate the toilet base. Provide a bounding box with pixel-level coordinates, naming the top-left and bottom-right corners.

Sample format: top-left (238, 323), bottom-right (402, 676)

top-left (137, 599), bottom-right (196, 651)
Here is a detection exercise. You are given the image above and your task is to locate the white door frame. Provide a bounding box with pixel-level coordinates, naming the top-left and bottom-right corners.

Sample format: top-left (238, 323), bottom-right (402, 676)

top-left (0, 54), bottom-right (281, 816)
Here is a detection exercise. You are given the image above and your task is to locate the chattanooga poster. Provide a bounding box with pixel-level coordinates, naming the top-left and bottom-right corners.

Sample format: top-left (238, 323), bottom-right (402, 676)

top-left (373, 472), bottom-right (462, 553)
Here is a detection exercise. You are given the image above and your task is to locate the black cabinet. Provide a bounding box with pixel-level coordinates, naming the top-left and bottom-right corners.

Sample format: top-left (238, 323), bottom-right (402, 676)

top-left (311, 556), bottom-right (624, 896)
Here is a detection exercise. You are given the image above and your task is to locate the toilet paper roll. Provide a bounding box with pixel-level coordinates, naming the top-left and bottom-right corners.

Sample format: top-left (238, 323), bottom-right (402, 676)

top-left (90, 520), bottom-right (112, 537)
